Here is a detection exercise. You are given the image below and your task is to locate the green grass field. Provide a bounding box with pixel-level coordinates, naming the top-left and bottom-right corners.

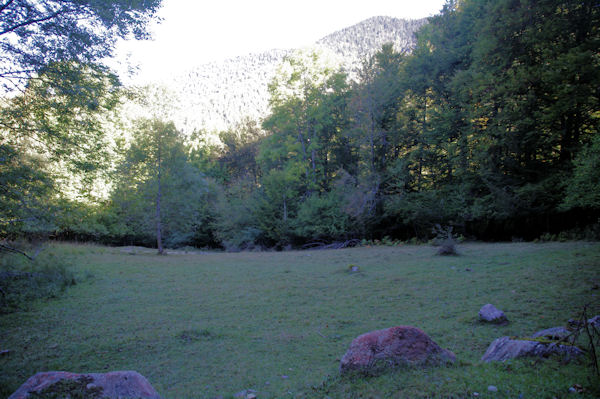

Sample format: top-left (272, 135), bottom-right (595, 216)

top-left (1, 242), bottom-right (599, 398)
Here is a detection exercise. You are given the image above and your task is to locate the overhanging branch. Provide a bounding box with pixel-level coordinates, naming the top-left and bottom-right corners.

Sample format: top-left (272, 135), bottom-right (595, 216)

top-left (0, 243), bottom-right (33, 260)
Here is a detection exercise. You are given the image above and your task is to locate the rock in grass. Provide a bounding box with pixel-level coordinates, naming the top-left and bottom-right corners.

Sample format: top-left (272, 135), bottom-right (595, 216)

top-left (568, 315), bottom-right (600, 328)
top-left (479, 304), bottom-right (508, 324)
top-left (235, 389), bottom-right (258, 399)
top-left (531, 326), bottom-right (571, 340)
top-left (481, 336), bottom-right (583, 363)
top-left (340, 326), bottom-right (456, 374)
top-left (8, 371), bottom-right (161, 399)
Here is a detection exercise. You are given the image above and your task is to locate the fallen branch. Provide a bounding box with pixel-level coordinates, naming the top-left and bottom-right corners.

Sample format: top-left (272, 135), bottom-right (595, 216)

top-left (301, 239), bottom-right (361, 250)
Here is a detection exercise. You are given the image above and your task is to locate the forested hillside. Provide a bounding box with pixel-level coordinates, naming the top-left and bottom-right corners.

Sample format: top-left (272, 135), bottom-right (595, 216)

top-left (317, 16), bottom-right (426, 74)
top-left (153, 16), bottom-right (427, 133)
top-left (1, 0), bottom-right (598, 251)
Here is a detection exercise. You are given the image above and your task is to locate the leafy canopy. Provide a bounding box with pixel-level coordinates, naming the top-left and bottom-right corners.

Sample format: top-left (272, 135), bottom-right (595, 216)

top-left (0, 0), bottom-right (162, 91)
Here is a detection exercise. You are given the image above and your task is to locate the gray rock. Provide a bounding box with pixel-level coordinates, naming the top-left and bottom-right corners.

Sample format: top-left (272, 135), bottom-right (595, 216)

top-left (340, 326), bottom-right (456, 374)
top-left (531, 326), bottom-right (571, 340)
top-left (481, 336), bottom-right (583, 362)
top-left (235, 389), bottom-right (258, 399)
top-left (8, 371), bottom-right (161, 399)
top-left (488, 385), bottom-right (498, 392)
top-left (479, 304), bottom-right (508, 324)
top-left (568, 315), bottom-right (599, 329)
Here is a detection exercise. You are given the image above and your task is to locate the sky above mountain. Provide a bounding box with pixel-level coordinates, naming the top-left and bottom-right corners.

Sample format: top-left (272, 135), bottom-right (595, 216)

top-left (113, 0), bottom-right (446, 84)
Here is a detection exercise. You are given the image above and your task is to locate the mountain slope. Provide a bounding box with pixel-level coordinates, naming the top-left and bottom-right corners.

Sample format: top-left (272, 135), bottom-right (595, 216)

top-left (317, 16), bottom-right (427, 72)
top-left (151, 16), bottom-right (428, 134)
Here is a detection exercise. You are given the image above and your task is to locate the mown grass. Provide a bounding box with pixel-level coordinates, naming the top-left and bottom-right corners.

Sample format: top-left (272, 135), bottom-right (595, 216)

top-left (0, 242), bottom-right (599, 398)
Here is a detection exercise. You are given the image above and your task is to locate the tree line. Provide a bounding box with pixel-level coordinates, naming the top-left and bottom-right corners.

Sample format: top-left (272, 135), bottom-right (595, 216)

top-left (2, 0), bottom-right (599, 251)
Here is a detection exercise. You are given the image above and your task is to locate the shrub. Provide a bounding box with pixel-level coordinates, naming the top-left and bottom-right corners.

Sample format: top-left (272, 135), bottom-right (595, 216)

top-left (432, 224), bottom-right (459, 256)
top-left (292, 192), bottom-right (352, 243)
top-left (0, 244), bottom-right (76, 313)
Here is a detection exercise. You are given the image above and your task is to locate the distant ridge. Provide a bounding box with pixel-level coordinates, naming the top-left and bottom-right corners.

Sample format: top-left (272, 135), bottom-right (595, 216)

top-left (149, 16), bottom-right (428, 133)
top-left (317, 16), bottom-right (427, 73)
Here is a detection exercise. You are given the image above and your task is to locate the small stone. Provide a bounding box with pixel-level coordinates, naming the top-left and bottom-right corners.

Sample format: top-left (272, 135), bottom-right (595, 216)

top-left (281, 375), bottom-right (289, 379)
top-left (234, 389), bottom-right (257, 399)
top-left (473, 393), bottom-right (479, 397)
top-left (488, 385), bottom-right (498, 392)
top-left (570, 384), bottom-right (583, 393)
top-left (479, 304), bottom-right (508, 324)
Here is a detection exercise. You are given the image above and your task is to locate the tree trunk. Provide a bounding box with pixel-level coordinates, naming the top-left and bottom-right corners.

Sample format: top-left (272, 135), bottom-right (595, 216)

top-left (156, 143), bottom-right (164, 255)
top-left (297, 127), bottom-right (310, 184)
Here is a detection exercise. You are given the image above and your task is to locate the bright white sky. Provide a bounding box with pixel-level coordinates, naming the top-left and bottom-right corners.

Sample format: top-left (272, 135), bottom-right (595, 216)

top-left (114, 0), bottom-right (447, 83)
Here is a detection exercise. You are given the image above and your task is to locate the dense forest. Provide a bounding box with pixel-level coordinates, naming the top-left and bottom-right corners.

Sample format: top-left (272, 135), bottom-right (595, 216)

top-left (2, 0), bottom-right (599, 251)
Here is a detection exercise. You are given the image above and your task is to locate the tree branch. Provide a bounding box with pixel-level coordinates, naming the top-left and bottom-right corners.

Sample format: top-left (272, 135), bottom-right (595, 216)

top-left (0, 9), bottom-right (64, 36)
top-left (0, 243), bottom-right (33, 260)
top-left (0, 0), bottom-right (14, 15)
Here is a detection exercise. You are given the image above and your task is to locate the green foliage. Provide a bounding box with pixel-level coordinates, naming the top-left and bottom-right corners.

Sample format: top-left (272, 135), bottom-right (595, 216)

top-left (0, 145), bottom-right (56, 238)
top-left (5, 0), bottom-right (599, 247)
top-left (0, 62), bottom-right (123, 239)
top-left (108, 119), bottom-right (215, 249)
top-left (563, 133), bottom-right (600, 210)
top-left (251, 168), bottom-right (300, 246)
top-left (213, 177), bottom-right (262, 251)
top-left (0, 0), bottom-right (162, 92)
top-left (292, 191), bottom-right (353, 242)
top-left (0, 0), bottom-right (162, 242)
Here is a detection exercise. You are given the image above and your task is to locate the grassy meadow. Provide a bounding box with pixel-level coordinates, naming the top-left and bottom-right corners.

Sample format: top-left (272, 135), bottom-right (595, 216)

top-left (1, 242), bottom-right (599, 398)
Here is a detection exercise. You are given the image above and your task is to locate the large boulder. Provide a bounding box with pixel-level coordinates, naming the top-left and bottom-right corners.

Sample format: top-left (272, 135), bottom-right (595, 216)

top-left (478, 304), bottom-right (508, 324)
top-left (481, 336), bottom-right (583, 363)
top-left (531, 326), bottom-right (571, 340)
top-left (340, 326), bottom-right (456, 374)
top-left (8, 370), bottom-right (161, 399)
